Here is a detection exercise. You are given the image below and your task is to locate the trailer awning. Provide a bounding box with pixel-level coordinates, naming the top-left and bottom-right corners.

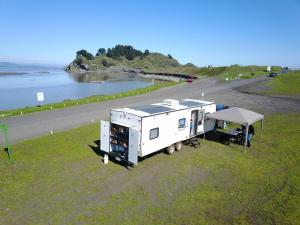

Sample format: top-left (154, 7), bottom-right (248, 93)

top-left (206, 107), bottom-right (264, 126)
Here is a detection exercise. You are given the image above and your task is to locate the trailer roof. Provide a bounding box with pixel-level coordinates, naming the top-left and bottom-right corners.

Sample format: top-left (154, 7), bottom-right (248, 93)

top-left (112, 99), bottom-right (215, 117)
top-left (132, 105), bottom-right (173, 114)
top-left (179, 100), bottom-right (206, 107)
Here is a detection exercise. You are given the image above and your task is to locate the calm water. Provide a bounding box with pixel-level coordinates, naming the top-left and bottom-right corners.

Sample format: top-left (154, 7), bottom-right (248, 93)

top-left (0, 65), bottom-right (152, 110)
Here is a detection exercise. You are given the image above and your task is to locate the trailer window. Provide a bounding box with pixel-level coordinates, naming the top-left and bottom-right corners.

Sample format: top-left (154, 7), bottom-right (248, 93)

top-left (149, 128), bottom-right (159, 140)
top-left (178, 118), bottom-right (186, 128)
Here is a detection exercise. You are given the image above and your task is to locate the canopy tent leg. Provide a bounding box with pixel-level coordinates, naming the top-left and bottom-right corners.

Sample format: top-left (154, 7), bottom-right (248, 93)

top-left (244, 125), bottom-right (249, 149)
top-left (260, 120), bottom-right (263, 142)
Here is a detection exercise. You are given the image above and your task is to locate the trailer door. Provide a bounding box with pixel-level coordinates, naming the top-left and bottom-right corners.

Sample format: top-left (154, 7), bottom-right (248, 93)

top-left (197, 110), bottom-right (205, 134)
top-left (128, 127), bottom-right (140, 165)
top-left (100, 120), bottom-right (110, 153)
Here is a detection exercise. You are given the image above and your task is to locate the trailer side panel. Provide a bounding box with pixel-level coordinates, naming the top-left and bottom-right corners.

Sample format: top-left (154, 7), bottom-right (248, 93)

top-left (140, 109), bottom-right (191, 157)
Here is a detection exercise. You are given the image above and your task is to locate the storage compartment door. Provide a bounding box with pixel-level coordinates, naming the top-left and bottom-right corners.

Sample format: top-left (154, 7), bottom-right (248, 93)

top-left (100, 120), bottom-right (110, 153)
top-left (128, 128), bottom-right (140, 165)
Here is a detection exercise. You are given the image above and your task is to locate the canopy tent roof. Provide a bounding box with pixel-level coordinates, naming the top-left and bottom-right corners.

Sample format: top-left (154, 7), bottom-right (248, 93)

top-left (206, 107), bottom-right (264, 125)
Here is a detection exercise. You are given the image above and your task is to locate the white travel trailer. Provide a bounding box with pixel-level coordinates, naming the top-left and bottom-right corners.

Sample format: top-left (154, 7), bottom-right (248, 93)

top-left (100, 99), bottom-right (216, 165)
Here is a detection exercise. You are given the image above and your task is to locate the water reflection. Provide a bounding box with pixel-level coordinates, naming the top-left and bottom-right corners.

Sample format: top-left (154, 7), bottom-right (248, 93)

top-left (70, 72), bottom-right (110, 82)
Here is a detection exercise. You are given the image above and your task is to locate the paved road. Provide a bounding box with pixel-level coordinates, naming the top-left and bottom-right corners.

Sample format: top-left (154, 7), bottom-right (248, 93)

top-left (1, 76), bottom-right (300, 144)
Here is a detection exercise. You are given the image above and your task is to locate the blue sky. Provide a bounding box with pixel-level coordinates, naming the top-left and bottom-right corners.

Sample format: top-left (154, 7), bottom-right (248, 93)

top-left (1, 0), bottom-right (300, 67)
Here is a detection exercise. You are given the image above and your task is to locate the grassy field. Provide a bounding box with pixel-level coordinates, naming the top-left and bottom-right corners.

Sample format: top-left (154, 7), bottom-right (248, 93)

top-left (1, 113), bottom-right (299, 225)
top-left (0, 81), bottom-right (176, 118)
top-left (267, 70), bottom-right (300, 96)
top-left (219, 65), bottom-right (281, 80)
top-left (152, 65), bottom-right (282, 79)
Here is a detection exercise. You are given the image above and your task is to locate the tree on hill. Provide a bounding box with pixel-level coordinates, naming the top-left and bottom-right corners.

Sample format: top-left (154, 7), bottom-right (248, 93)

top-left (96, 48), bottom-right (106, 56)
top-left (105, 45), bottom-right (143, 60)
top-left (144, 49), bottom-right (150, 56)
top-left (106, 48), bottom-right (113, 58)
top-left (126, 51), bottom-right (135, 60)
top-left (76, 49), bottom-right (94, 60)
top-left (167, 54), bottom-right (173, 59)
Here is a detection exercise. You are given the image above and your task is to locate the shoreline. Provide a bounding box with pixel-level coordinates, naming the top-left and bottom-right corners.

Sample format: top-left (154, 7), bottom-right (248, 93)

top-left (0, 72), bottom-right (28, 75)
top-left (68, 70), bottom-right (186, 82)
top-left (66, 64), bottom-right (198, 82)
top-left (0, 81), bottom-right (178, 118)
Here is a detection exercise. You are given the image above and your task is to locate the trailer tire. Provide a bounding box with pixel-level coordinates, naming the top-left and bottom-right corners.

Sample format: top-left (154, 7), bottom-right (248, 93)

top-left (175, 142), bottom-right (182, 151)
top-left (166, 144), bottom-right (175, 154)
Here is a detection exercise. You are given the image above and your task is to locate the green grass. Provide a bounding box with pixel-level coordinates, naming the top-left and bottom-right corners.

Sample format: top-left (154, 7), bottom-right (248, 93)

top-left (0, 81), bottom-right (176, 118)
top-left (142, 64), bottom-right (281, 80)
top-left (1, 113), bottom-right (300, 224)
top-left (266, 70), bottom-right (300, 96)
top-left (220, 65), bottom-right (282, 80)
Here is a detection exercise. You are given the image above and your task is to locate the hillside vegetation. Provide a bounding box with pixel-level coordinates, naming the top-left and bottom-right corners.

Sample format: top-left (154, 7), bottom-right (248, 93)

top-left (66, 45), bottom-right (281, 79)
top-left (83, 53), bottom-right (181, 71)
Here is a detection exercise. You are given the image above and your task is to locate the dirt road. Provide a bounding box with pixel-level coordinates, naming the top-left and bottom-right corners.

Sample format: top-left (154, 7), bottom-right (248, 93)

top-left (2, 76), bottom-right (300, 143)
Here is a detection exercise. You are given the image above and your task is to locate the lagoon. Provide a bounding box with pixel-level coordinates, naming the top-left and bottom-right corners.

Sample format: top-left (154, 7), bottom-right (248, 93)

top-left (0, 65), bottom-right (152, 110)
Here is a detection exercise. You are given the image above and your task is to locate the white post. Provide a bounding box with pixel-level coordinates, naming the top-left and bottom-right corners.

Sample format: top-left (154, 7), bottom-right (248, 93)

top-left (244, 125), bottom-right (249, 148)
top-left (103, 154), bottom-right (108, 164)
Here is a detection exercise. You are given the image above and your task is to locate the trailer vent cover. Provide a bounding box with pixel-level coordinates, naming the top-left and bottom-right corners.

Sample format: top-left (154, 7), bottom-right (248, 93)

top-left (163, 99), bottom-right (179, 107)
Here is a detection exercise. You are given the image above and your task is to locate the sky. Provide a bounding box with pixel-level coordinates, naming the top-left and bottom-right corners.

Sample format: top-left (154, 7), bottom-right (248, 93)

top-left (0, 0), bottom-right (300, 67)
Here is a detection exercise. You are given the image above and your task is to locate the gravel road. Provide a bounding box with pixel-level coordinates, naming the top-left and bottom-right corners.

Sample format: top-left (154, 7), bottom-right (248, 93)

top-left (1, 76), bottom-right (300, 143)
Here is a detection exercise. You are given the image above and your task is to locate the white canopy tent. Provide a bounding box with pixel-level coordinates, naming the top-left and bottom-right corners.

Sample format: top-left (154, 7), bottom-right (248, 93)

top-left (206, 107), bottom-right (264, 147)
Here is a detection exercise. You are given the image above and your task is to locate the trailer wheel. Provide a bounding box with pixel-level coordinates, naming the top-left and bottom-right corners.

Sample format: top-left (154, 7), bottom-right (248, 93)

top-left (166, 144), bottom-right (175, 154)
top-left (175, 142), bottom-right (182, 151)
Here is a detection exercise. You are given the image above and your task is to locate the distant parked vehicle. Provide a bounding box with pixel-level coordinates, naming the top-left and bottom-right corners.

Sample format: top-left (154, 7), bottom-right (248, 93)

top-left (268, 72), bottom-right (278, 77)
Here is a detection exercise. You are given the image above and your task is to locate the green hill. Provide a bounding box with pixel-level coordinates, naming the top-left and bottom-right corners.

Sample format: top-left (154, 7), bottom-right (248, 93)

top-left (65, 52), bottom-right (182, 74)
top-left (65, 45), bottom-right (282, 79)
top-left (90, 53), bottom-right (180, 70)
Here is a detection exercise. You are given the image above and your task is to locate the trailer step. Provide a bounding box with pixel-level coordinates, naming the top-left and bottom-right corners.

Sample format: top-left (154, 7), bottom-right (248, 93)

top-left (185, 138), bottom-right (200, 148)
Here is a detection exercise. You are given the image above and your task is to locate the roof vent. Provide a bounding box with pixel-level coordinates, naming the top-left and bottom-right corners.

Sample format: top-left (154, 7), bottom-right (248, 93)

top-left (163, 99), bottom-right (179, 107)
